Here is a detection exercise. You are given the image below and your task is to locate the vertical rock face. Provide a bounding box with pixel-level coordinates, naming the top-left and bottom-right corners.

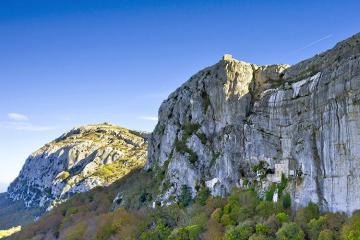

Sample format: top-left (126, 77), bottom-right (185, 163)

top-left (147, 33), bottom-right (360, 214)
top-left (8, 123), bottom-right (147, 209)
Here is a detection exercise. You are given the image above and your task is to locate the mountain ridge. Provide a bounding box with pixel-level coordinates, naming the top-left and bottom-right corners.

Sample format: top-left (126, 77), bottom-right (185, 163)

top-left (7, 123), bottom-right (148, 210)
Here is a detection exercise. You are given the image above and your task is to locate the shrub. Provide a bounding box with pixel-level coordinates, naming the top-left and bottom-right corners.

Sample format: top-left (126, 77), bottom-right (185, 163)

top-left (205, 197), bottom-right (226, 215)
top-left (188, 152), bottom-right (198, 164)
top-left (340, 211), bottom-right (360, 240)
top-left (174, 138), bottom-right (188, 153)
top-left (185, 225), bottom-right (203, 240)
top-left (224, 225), bottom-right (254, 240)
top-left (276, 212), bottom-right (289, 224)
top-left (249, 234), bottom-right (271, 240)
top-left (140, 220), bottom-right (171, 240)
top-left (307, 216), bottom-right (326, 240)
top-left (189, 211), bottom-right (208, 229)
top-left (196, 132), bottom-right (207, 145)
top-left (255, 224), bottom-right (271, 235)
top-left (324, 212), bottom-right (347, 231)
top-left (265, 183), bottom-right (277, 201)
top-left (201, 91), bottom-right (211, 113)
top-left (252, 161), bottom-right (267, 172)
top-left (172, 123), bottom-right (202, 165)
top-left (224, 204), bottom-right (246, 224)
top-left (202, 218), bottom-right (224, 240)
top-left (167, 225), bottom-right (202, 240)
top-left (220, 213), bottom-right (234, 226)
top-left (140, 192), bottom-right (152, 203)
top-left (65, 222), bottom-right (86, 240)
top-left (178, 185), bottom-right (193, 208)
top-left (174, 138), bottom-right (198, 164)
top-left (155, 124), bottom-right (165, 135)
top-left (221, 189), bottom-right (258, 225)
top-left (282, 193), bottom-right (291, 209)
top-left (265, 215), bottom-right (282, 235)
top-left (182, 123), bottom-right (201, 139)
top-left (111, 208), bottom-right (146, 238)
top-left (318, 229), bottom-right (335, 240)
top-left (256, 201), bottom-right (280, 217)
top-left (210, 208), bottom-right (222, 222)
top-left (277, 174), bottom-right (288, 197)
top-left (276, 223), bottom-right (305, 240)
top-left (295, 202), bottom-right (320, 227)
top-left (94, 214), bottom-right (114, 240)
top-left (196, 186), bottom-right (210, 206)
top-left (231, 189), bottom-right (259, 207)
top-left (235, 206), bottom-right (255, 222)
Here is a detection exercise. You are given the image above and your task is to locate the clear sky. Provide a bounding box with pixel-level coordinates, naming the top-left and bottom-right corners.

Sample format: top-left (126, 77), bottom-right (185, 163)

top-left (0, 0), bottom-right (359, 192)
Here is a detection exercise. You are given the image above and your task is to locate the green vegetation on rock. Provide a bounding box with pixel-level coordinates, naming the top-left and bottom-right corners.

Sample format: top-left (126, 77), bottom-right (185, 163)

top-left (174, 122), bottom-right (202, 165)
top-left (55, 171), bottom-right (70, 182)
top-left (93, 157), bottom-right (144, 183)
top-left (12, 172), bottom-right (360, 240)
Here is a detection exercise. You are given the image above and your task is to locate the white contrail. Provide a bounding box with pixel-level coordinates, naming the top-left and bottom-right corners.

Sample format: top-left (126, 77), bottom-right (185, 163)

top-left (139, 116), bottom-right (158, 121)
top-left (7, 112), bottom-right (29, 121)
top-left (294, 34), bottom-right (333, 52)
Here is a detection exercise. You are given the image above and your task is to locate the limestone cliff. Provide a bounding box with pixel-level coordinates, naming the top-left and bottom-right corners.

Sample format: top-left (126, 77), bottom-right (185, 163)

top-left (147, 33), bottom-right (360, 214)
top-left (8, 123), bottom-right (148, 209)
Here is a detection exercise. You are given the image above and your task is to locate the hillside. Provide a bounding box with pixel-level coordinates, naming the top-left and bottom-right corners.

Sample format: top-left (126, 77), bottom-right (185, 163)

top-left (11, 169), bottom-right (360, 240)
top-left (0, 123), bottom-right (147, 232)
top-left (8, 123), bottom-right (148, 210)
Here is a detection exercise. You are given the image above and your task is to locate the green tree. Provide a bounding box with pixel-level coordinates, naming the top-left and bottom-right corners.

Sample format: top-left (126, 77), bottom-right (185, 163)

top-left (140, 221), bottom-right (171, 240)
top-left (167, 225), bottom-right (202, 240)
top-left (277, 174), bottom-right (288, 197)
top-left (307, 216), bottom-right (326, 240)
top-left (324, 212), bottom-right (347, 231)
top-left (222, 189), bottom-right (258, 225)
top-left (249, 234), bottom-right (271, 240)
top-left (340, 211), bottom-right (360, 240)
top-left (196, 186), bottom-right (210, 206)
top-left (265, 184), bottom-right (277, 201)
top-left (276, 212), bottom-right (289, 224)
top-left (318, 229), bottom-right (335, 240)
top-left (265, 215), bottom-right (282, 235)
top-left (220, 213), bottom-right (234, 226)
top-left (210, 208), bottom-right (222, 222)
top-left (178, 185), bottom-right (193, 208)
top-left (224, 225), bottom-right (254, 240)
top-left (282, 193), bottom-right (291, 209)
top-left (295, 202), bottom-right (320, 227)
top-left (256, 201), bottom-right (278, 218)
top-left (255, 224), bottom-right (271, 235)
top-left (276, 223), bottom-right (305, 240)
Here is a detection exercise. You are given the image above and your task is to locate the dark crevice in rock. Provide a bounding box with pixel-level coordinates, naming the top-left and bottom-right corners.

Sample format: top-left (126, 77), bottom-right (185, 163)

top-left (311, 127), bottom-right (326, 210)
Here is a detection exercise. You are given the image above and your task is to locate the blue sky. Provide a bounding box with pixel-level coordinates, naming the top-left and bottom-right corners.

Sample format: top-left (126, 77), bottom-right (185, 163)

top-left (0, 0), bottom-right (359, 191)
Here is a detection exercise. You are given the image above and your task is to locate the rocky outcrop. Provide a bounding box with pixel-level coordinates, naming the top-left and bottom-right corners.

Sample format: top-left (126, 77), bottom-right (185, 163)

top-left (147, 33), bottom-right (360, 214)
top-left (8, 123), bottom-right (147, 209)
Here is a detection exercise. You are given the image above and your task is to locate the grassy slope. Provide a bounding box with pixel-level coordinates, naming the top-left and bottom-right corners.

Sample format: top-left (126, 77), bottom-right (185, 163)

top-left (11, 168), bottom-right (360, 240)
